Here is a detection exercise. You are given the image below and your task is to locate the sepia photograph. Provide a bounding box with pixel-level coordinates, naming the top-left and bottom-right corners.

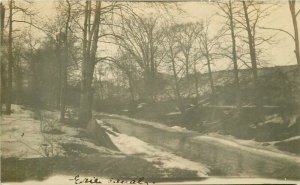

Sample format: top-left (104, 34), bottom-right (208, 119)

top-left (0, 0), bottom-right (300, 184)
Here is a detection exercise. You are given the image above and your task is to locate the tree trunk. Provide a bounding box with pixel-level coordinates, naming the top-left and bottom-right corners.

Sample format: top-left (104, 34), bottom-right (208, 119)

top-left (59, 53), bottom-right (67, 121)
top-left (0, 3), bottom-right (5, 115)
top-left (143, 70), bottom-right (155, 102)
top-left (242, 1), bottom-right (261, 108)
top-left (206, 55), bottom-right (215, 95)
top-left (60, 0), bottom-right (71, 121)
top-left (229, 0), bottom-right (241, 108)
top-left (289, 1), bottom-right (300, 66)
top-left (30, 53), bottom-right (39, 108)
top-left (6, 0), bottom-right (13, 114)
top-left (79, 74), bottom-right (93, 125)
top-left (171, 56), bottom-right (184, 113)
top-left (185, 56), bottom-right (189, 79)
top-left (128, 74), bottom-right (136, 113)
top-left (242, 1), bottom-right (258, 82)
top-left (98, 70), bottom-right (104, 101)
top-left (193, 60), bottom-right (199, 103)
top-left (78, 1), bottom-right (101, 126)
top-left (14, 58), bottom-right (22, 105)
top-left (128, 75), bottom-right (135, 103)
top-left (288, 1), bottom-right (300, 111)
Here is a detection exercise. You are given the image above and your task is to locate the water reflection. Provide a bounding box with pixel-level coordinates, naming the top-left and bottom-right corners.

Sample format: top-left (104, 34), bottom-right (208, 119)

top-left (103, 118), bottom-right (300, 179)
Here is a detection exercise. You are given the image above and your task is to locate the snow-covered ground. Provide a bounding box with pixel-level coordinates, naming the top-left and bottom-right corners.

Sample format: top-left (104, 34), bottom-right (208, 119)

top-left (1, 105), bottom-right (114, 159)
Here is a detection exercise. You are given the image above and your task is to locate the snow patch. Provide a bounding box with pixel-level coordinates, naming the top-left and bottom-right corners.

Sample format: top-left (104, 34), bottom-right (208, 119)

top-left (165, 112), bottom-right (181, 116)
top-left (279, 135), bottom-right (300, 142)
top-left (137, 103), bottom-right (146, 109)
top-left (171, 126), bottom-right (187, 132)
top-left (193, 135), bottom-right (300, 165)
top-left (97, 113), bottom-right (192, 133)
top-left (259, 114), bottom-right (283, 126)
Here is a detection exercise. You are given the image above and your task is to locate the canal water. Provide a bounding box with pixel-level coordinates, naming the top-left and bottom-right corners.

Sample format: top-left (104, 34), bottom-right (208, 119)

top-left (99, 115), bottom-right (300, 180)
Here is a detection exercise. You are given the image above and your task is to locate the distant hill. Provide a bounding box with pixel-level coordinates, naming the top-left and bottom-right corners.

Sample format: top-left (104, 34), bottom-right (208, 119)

top-left (157, 65), bottom-right (299, 107)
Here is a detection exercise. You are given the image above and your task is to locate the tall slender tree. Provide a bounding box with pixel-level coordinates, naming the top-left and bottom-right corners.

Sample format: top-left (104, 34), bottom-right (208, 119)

top-left (239, 0), bottom-right (275, 107)
top-left (217, 0), bottom-right (241, 107)
top-left (242, 1), bottom-right (258, 83)
top-left (164, 25), bottom-right (185, 113)
top-left (198, 20), bottom-right (221, 96)
top-left (176, 22), bottom-right (202, 100)
top-left (78, 1), bottom-right (102, 124)
top-left (58, 0), bottom-right (71, 121)
top-left (288, 0), bottom-right (300, 66)
top-left (6, 0), bottom-right (13, 114)
top-left (0, 3), bottom-right (5, 115)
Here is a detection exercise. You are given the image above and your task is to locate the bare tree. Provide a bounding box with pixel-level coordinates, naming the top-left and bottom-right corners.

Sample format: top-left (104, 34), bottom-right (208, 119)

top-left (176, 22), bottom-right (202, 101)
top-left (56, 0), bottom-right (72, 121)
top-left (78, 1), bottom-right (121, 124)
top-left (198, 20), bottom-right (221, 96)
top-left (259, 1), bottom-right (299, 67)
top-left (6, 0), bottom-right (13, 114)
top-left (113, 12), bottom-right (164, 102)
top-left (11, 39), bottom-right (24, 105)
top-left (217, 0), bottom-right (241, 107)
top-left (106, 50), bottom-right (139, 110)
top-left (238, 1), bottom-right (276, 107)
top-left (0, 2), bottom-right (5, 115)
top-left (289, 0), bottom-right (299, 66)
top-left (164, 25), bottom-right (185, 113)
top-left (78, 1), bottom-right (102, 124)
top-left (177, 23), bottom-right (201, 79)
top-left (1, 0), bottom-right (38, 114)
top-left (242, 1), bottom-right (258, 82)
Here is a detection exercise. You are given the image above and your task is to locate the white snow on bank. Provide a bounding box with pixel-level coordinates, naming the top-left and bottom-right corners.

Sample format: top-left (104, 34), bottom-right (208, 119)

top-left (137, 102), bottom-right (146, 109)
top-left (280, 135), bottom-right (300, 142)
top-left (96, 120), bottom-right (209, 177)
top-left (192, 135), bottom-right (300, 165)
top-left (1, 105), bottom-right (114, 159)
top-left (170, 126), bottom-right (187, 132)
top-left (206, 133), bottom-right (277, 150)
top-left (165, 111), bottom-right (181, 116)
top-left (205, 133), bottom-right (300, 158)
top-left (97, 113), bottom-right (192, 134)
top-left (1, 105), bottom-right (57, 158)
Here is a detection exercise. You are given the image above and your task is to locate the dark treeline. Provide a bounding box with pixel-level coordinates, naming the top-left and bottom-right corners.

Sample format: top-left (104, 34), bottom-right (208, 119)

top-left (0, 0), bottom-right (299, 131)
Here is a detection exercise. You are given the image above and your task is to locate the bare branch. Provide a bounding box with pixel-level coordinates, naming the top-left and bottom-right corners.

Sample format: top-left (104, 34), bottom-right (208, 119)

top-left (12, 20), bottom-right (54, 36)
top-left (258, 26), bottom-right (295, 41)
top-left (296, 9), bottom-right (300, 17)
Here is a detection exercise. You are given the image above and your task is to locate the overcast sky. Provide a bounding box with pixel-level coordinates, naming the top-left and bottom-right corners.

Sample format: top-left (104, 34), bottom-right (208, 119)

top-left (8, 0), bottom-right (300, 70)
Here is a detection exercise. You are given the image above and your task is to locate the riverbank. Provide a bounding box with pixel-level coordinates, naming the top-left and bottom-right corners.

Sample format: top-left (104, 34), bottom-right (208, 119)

top-left (1, 105), bottom-right (206, 183)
